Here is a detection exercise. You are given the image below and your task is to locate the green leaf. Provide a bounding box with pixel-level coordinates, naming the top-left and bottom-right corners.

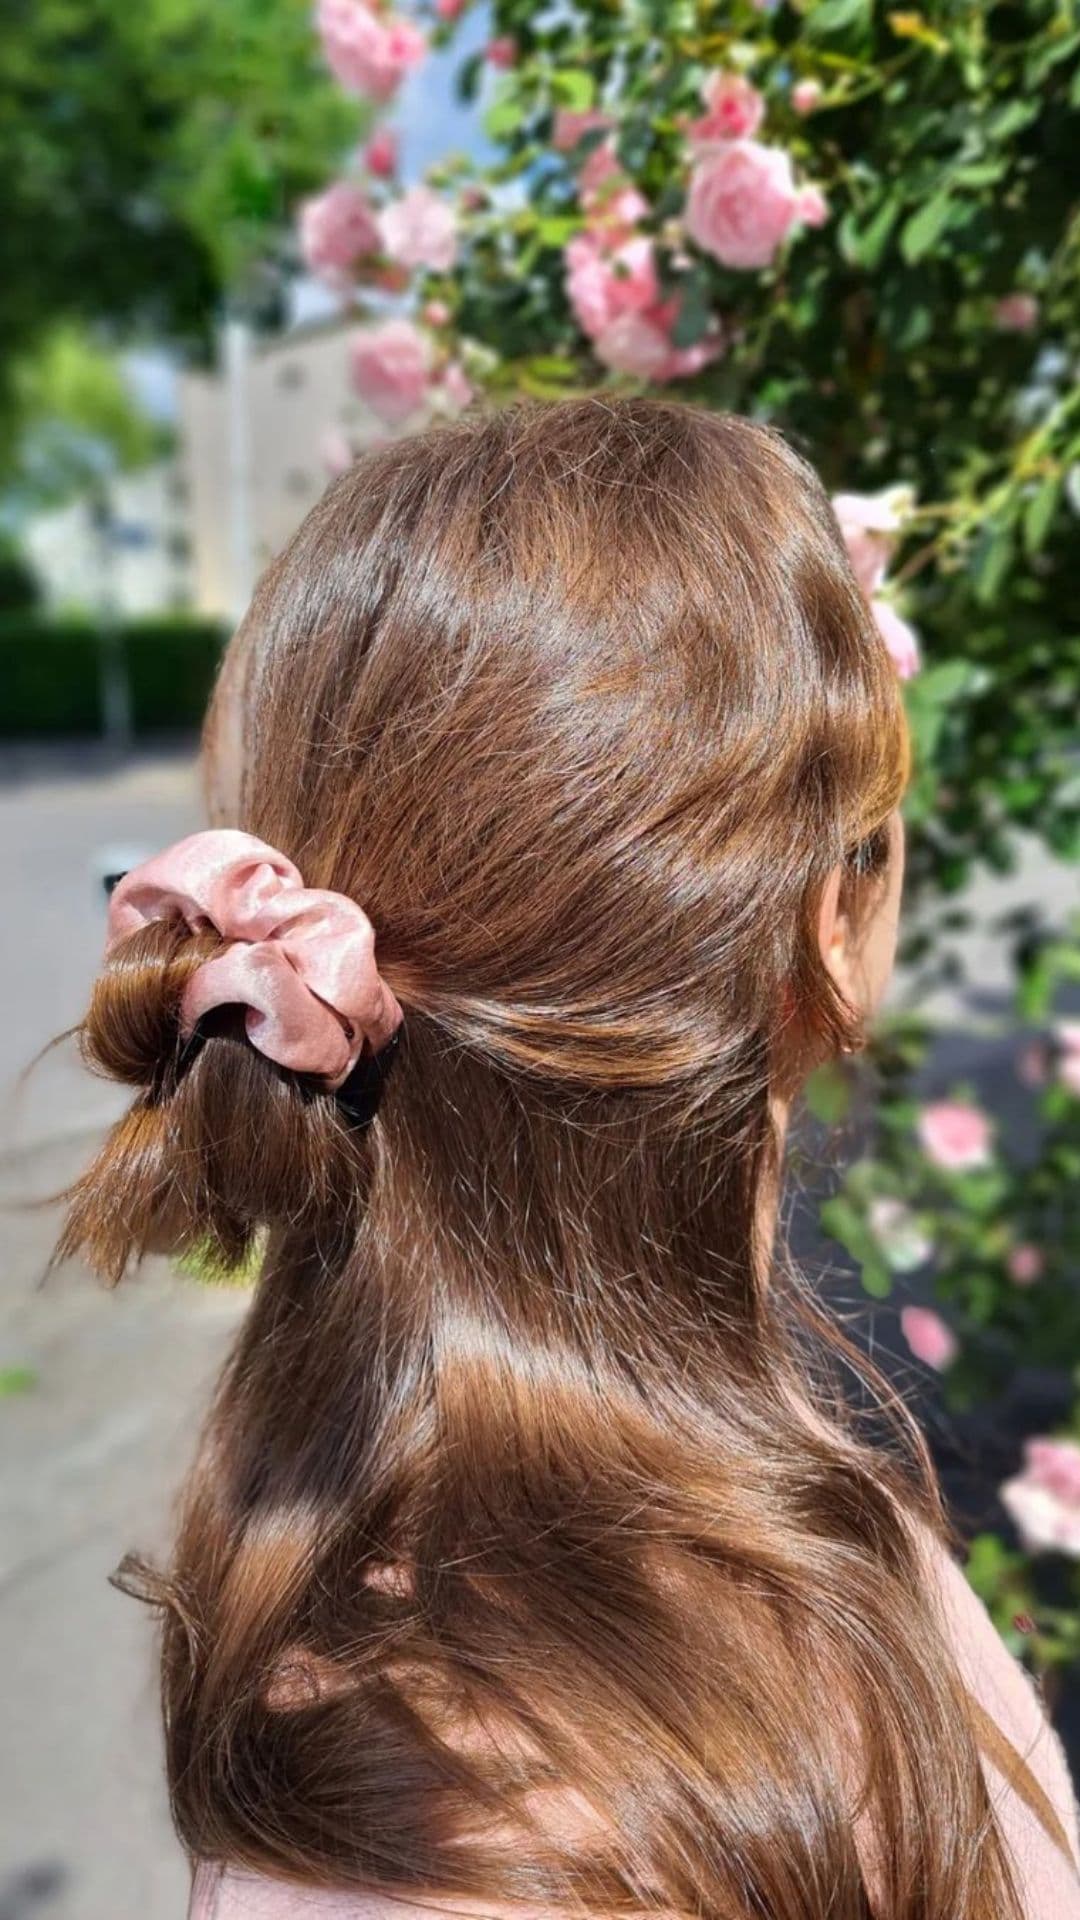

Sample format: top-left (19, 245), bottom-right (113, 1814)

top-left (670, 272), bottom-right (714, 349)
top-left (1022, 475), bottom-right (1062, 557)
top-left (0, 1365), bottom-right (37, 1397)
top-left (535, 214), bottom-right (581, 246)
top-left (839, 196), bottom-right (900, 271)
top-left (805, 1061), bottom-right (853, 1125)
top-left (900, 192), bottom-right (958, 265)
top-left (550, 69), bottom-right (596, 112)
top-left (484, 91), bottom-right (525, 142)
top-left (983, 101), bottom-right (1039, 142)
top-left (972, 520), bottom-right (1016, 606)
top-left (805, 0), bottom-right (871, 38)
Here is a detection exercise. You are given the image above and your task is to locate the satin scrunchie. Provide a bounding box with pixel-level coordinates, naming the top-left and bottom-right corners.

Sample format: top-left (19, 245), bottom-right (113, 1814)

top-left (106, 830), bottom-right (403, 1088)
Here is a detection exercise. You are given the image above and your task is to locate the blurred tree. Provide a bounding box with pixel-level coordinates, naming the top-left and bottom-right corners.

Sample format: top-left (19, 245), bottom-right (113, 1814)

top-left (2, 323), bottom-right (169, 518)
top-left (0, 0), bottom-right (361, 458)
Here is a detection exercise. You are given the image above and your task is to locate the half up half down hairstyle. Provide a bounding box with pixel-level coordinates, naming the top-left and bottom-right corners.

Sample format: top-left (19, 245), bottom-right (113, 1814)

top-left (60, 399), bottom-right (1052, 1918)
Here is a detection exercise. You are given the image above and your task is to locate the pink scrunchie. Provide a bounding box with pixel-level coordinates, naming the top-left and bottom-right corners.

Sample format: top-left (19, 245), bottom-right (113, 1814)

top-left (106, 830), bottom-right (402, 1088)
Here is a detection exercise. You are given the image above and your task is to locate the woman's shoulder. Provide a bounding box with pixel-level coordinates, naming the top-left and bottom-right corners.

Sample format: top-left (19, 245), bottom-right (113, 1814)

top-left (191, 1541), bottom-right (1080, 1919)
top-left (923, 1529), bottom-right (1080, 1910)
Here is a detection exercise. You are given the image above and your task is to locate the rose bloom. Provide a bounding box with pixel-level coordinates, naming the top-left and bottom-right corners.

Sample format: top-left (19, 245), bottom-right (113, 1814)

top-left (435, 361), bottom-right (473, 414)
top-left (870, 598), bottom-right (920, 680)
top-left (832, 485), bottom-right (913, 596)
top-left (797, 184), bottom-right (828, 228)
top-left (1001, 1439), bottom-right (1080, 1557)
top-left (378, 185), bottom-right (458, 272)
top-left (593, 307), bottom-right (722, 385)
top-left (434, 0), bottom-right (465, 17)
top-left (685, 140), bottom-right (815, 271)
top-left (917, 1099), bottom-right (993, 1172)
top-left (316, 0), bottom-right (426, 101)
top-left (1007, 1243), bottom-right (1044, 1286)
top-left (299, 182), bottom-right (380, 277)
top-left (363, 128), bottom-right (398, 178)
top-left (553, 108), bottom-right (613, 152)
top-left (792, 78), bottom-right (823, 114)
top-left (994, 291), bottom-right (1039, 333)
top-left (350, 318), bottom-right (432, 425)
top-left (900, 1306), bottom-right (958, 1372)
top-left (485, 35), bottom-right (517, 67)
top-left (868, 1197), bottom-right (933, 1273)
top-left (687, 71), bottom-right (765, 146)
top-left (564, 232), bottom-right (659, 339)
top-left (578, 140), bottom-right (649, 244)
top-left (423, 298), bottom-right (450, 328)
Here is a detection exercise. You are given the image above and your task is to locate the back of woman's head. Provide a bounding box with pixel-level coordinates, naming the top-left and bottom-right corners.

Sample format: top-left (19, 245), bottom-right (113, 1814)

top-left (61, 399), bottom-right (1021, 1918)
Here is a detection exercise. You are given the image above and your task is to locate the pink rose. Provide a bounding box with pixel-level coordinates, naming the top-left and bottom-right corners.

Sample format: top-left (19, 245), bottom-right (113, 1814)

top-left (435, 0), bottom-right (466, 16)
top-left (350, 318), bottom-right (432, 425)
top-left (832, 486), bottom-right (912, 595)
top-left (578, 140), bottom-right (649, 244)
top-left (363, 128), bottom-right (398, 178)
top-left (1001, 1439), bottom-right (1080, 1556)
top-left (553, 108), bottom-right (613, 152)
top-left (564, 232), bottom-right (659, 339)
top-left (316, 0), bottom-right (426, 100)
top-left (423, 298), bottom-right (450, 327)
top-left (485, 35), bottom-right (517, 67)
top-left (994, 292), bottom-right (1039, 334)
top-left (378, 184), bottom-right (458, 271)
top-left (1056, 1022), bottom-right (1080, 1097)
top-left (900, 1306), bottom-right (958, 1372)
top-left (593, 308), bottom-right (722, 385)
top-left (1007, 1244), bottom-right (1044, 1286)
top-left (685, 140), bottom-right (814, 271)
top-left (299, 182), bottom-right (380, 277)
top-left (791, 79), bottom-right (823, 114)
top-left (437, 361), bottom-right (473, 413)
top-left (796, 184), bottom-right (828, 228)
top-left (917, 1100), bottom-right (993, 1172)
top-left (688, 71), bottom-right (765, 146)
top-left (870, 598), bottom-right (920, 680)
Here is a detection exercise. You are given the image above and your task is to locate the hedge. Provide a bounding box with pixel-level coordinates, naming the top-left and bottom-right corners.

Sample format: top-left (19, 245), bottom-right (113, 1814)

top-left (0, 614), bottom-right (227, 739)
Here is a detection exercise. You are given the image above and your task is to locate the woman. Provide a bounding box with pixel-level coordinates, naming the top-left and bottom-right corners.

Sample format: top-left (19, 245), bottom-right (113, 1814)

top-left (61, 399), bottom-right (1078, 1917)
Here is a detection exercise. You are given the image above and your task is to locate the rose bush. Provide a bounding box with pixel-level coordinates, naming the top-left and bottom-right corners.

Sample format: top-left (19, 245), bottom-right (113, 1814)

top-left (299, 0), bottom-right (1080, 1680)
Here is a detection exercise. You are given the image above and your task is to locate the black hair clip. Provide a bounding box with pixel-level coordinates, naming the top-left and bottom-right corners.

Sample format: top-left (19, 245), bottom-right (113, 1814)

top-left (335, 1025), bottom-right (403, 1130)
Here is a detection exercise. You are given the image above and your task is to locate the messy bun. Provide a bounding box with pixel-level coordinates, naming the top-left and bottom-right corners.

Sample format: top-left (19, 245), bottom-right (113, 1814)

top-left (59, 917), bottom-right (374, 1284)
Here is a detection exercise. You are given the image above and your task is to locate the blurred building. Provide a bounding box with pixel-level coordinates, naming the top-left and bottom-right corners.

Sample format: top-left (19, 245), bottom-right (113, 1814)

top-left (23, 460), bottom-right (194, 618)
top-left (178, 317), bottom-right (373, 620)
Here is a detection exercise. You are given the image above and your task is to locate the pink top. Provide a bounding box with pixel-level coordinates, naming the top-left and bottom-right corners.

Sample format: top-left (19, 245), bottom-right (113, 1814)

top-left (189, 1538), bottom-right (1080, 1919)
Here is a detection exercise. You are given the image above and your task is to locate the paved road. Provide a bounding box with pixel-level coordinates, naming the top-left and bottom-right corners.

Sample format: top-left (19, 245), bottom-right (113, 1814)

top-left (0, 747), bottom-right (246, 1920)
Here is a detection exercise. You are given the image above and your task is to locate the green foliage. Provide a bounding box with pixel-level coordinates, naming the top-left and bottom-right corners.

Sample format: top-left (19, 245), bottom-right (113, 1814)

top-left (0, 613), bottom-right (226, 737)
top-left (0, 0), bottom-right (361, 454)
top-left (5, 324), bottom-right (169, 513)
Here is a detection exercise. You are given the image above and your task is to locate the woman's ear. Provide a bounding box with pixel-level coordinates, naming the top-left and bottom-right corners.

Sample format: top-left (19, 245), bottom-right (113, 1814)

top-left (817, 865), bottom-right (857, 1010)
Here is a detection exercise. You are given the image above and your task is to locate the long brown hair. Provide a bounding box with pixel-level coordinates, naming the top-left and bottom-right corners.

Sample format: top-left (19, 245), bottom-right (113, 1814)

top-left (62, 399), bottom-right (1030, 1916)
